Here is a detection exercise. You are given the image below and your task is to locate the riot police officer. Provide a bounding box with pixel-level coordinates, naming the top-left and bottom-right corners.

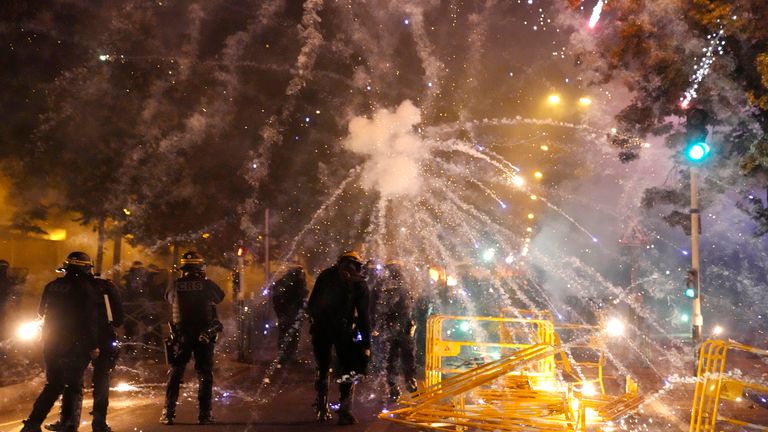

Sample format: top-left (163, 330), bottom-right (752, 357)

top-left (0, 259), bottom-right (14, 339)
top-left (160, 251), bottom-right (225, 426)
top-left (271, 265), bottom-right (308, 364)
top-left (307, 251), bottom-right (371, 425)
top-left (21, 252), bottom-right (101, 432)
top-left (372, 260), bottom-right (418, 402)
top-left (45, 275), bottom-right (124, 432)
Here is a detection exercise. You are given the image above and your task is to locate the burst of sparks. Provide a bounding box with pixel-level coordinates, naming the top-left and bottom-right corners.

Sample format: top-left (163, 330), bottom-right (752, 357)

top-left (588, 0), bottom-right (605, 29)
top-left (680, 27), bottom-right (727, 108)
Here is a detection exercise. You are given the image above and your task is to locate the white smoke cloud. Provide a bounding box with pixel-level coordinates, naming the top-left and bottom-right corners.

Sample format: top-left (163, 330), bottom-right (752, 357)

top-left (342, 100), bottom-right (429, 198)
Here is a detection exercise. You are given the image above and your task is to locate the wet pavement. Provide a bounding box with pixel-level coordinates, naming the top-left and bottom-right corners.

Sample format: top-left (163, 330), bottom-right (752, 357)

top-left (0, 328), bottom-right (415, 432)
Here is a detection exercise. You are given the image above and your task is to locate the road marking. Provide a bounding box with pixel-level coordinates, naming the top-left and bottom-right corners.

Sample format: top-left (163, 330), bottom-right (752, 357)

top-left (0, 419), bottom-right (22, 427)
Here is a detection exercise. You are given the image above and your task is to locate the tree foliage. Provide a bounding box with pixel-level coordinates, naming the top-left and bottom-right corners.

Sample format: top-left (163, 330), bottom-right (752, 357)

top-left (569, 0), bottom-right (768, 235)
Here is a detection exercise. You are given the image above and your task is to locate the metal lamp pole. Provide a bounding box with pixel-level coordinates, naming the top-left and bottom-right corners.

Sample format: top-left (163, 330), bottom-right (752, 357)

top-left (690, 167), bottom-right (703, 347)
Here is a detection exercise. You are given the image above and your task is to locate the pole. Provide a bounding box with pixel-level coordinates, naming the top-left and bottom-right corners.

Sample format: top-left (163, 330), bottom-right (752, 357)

top-left (690, 167), bottom-right (703, 355)
top-left (112, 232), bottom-right (122, 282)
top-left (264, 208), bottom-right (270, 283)
top-left (96, 217), bottom-right (105, 275)
top-left (236, 252), bottom-right (246, 361)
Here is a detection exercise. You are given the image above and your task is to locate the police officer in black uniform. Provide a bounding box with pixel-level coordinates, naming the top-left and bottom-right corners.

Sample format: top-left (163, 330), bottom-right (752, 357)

top-left (307, 251), bottom-right (371, 425)
top-left (0, 259), bottom-right (14, 339)
top-left (372, 260), bottom-right (418, 402)
top-left (21, 252), bottom-right (101, 432)
top-left (160, 251), bottom-right (225, 426)
top-left (271, 265), bottom-right (308, 364)
top-left (46, 274), bottom-right (124, 432)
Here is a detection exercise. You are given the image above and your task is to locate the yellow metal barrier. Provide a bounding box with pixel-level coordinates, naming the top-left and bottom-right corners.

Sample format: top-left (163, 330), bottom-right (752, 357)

top-left (690, 339), bottom-right (768, 432)
top-left (382, 314), bottom-right (644, 431)
top-left (425, 315), bottom-right (557, 387)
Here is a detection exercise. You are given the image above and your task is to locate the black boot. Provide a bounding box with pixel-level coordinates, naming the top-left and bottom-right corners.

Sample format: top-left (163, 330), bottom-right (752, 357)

top-left (198, 411), bottom-right (215, 425)
top-left (314, 394), bottom-right (333, 422)
top-left (159, 409), bottom-right (174, 425)
top-left (405, 377), bottom-right (418, 393)
top-left (337, 383), bottom-right (357, 425)
top-left (43, 421), bottom-right (63, 432)
top-left (92, 423), bottom-right (113, 432)
top-left (314, 372), bottom-right (332, 422)
top-left (388, 384), bottom-right (401, 403)
top-left (21, 420), bottom-right (43, 432)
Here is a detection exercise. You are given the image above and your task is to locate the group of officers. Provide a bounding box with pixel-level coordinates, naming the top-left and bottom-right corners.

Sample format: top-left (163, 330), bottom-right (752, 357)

top-left (273, 251), bottom-right (419, 425)
top-left (19, 249), bottom-right (418, 431)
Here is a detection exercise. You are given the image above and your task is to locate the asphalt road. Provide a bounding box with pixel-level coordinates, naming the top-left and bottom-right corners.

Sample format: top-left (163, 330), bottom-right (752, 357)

top-left (0, 352), bottom-right (414, 432)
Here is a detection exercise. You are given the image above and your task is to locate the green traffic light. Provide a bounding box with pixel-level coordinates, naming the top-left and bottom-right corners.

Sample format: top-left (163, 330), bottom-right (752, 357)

top-left (686, 142), bottom-right (711, 161)
top-left (685, 287), bottom-right (696, 298)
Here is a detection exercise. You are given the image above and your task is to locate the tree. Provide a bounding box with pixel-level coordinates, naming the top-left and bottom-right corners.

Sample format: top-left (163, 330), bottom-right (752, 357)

top-left (567, 0), bottom-right (768, 234)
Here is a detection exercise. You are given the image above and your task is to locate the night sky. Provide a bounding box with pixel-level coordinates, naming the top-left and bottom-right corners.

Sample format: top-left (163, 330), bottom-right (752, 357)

top-left (2, 0), bottom-right (767, 340)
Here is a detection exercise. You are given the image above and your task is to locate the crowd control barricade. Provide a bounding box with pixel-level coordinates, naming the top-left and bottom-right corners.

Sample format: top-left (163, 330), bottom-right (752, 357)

top-left (690, 339), bottom-right (768, 432)
top-left (383, 314), bottom-right (644, 431)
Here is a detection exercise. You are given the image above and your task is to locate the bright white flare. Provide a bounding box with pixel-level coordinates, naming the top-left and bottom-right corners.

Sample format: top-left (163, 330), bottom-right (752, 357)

top-left (605, 317), bottom-right (625, 337)
top-left (112, 382), bottom-right (140, 392)
top-left (16, 319), bottom-right (43, 341)
top-left (581, 382), bottom-right (597, 396)
top-left (588, 0), bottom-right (605, 29)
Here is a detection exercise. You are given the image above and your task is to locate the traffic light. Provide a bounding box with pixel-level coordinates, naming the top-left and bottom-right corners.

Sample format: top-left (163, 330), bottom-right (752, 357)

top-left (684, 108), bottom-right (710, 163)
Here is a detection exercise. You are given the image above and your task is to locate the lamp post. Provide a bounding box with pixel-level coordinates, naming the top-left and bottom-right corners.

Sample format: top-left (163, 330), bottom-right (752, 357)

top-left (690, 167), bottom-right (703, 345)
top-left (683, 107), bottom-right (709, 369)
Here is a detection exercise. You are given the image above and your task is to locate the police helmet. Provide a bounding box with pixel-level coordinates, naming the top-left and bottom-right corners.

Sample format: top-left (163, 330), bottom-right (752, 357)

top-left (338, 251), bottom-right (364, 281)
top-left (64, 251), bottom-right (94, 274)
top-left (385, 259), bottom-right (403, 268)
top-left (180, 251), bottom-right (205, 271)
top-left (338, 251), bottom-right (364, 265)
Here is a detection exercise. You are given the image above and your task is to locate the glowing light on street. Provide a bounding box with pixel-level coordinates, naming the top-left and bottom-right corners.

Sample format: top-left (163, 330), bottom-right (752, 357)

top-left (46, 228), bottom-right (67, 241)
top-left (681, 313), bottom-right (690, 323)
top-left (16, 319), bottom-right (43, 341)
top-left (713, 325), bottom-right (724, 336)
top-left (540, 144), bottom-right (549, 151)
top-left (588, 0), bottom-right (605, 29)
top-left (547, 94), bottom-right (561, 105)
top-left (534, 171), bottom-right (543, 179)
top-left (581, 382), bottom-right (596, 396)
top-left (578, 96), bottom-right (592, 106)
top-left (428, 268), bottom-right (440, 282)
top-left (505, 254), bottom-right (515, 264)
top-left (511, 175), bottom-right (525, 187)
top-left (98, 54), bottom-right (110, 62)
top-left (122, 208), bottom-right (131, 215)
top-left (605, 317), bottom-right (625, 337)
top-left (530, 194), bottom-right (537, 200)
top-left (482, 248), bottom-right (496, 261)
top-left (527, 213), bottom-right (535, 219)
top-left (446, 275), bottom-right (458, 287)
top-left (113, 382), bottom-right (140, 392)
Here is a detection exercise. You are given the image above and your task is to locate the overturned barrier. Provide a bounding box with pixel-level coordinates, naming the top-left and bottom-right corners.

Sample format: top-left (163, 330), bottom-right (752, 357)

top-left (690, 339), bottom-right (768, 432)
top-left (381, 314), bottom-right (643, 431)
